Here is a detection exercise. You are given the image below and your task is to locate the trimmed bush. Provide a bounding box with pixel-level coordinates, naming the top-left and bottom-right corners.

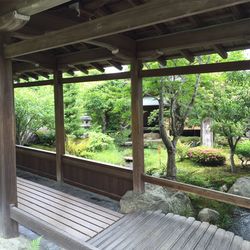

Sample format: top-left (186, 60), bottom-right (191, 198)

top-left (235, 140), bottom-right (250, 158)
top-left (187, 147), bottom-right (226, 166)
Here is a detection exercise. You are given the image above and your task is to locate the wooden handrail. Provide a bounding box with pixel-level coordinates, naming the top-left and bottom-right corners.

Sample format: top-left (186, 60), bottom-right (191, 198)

top-left (142, 174), bottom-right (250, 209)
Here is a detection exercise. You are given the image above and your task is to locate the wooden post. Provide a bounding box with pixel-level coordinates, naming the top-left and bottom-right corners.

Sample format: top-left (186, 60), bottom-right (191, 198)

top-left (54, 69), bottom-right (65, 182)
top-left (0, 36), bottom-right (19, 238)
top-left (131, 59), bottom-right (145, 193)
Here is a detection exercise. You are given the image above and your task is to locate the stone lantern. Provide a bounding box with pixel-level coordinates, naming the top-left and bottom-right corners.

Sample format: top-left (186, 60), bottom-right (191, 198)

top-left (81, 115), bottom-right (92, 129)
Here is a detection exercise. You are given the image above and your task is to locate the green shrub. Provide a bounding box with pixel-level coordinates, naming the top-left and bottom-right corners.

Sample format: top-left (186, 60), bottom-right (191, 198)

top-left (187, 147), bottom-right (226, 166)
top-left (235, 140), bottom-right (250, 158)
top-left (176, 142), bottom-right (190, 161)
top-left (87, 132), bottom-right (114, 152)
top-left (66, 132), bottom-right (114, 158)
top-left (214, 136), bottom-right (228, 147)
top-left (36, 130), bottom-right (55, 146)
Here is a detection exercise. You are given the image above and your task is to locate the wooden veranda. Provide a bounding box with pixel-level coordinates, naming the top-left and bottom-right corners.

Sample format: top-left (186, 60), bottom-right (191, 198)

top-left (1, 0), bottom-right (250, 249)
top-left (14, 177), bottom-right (250, 249)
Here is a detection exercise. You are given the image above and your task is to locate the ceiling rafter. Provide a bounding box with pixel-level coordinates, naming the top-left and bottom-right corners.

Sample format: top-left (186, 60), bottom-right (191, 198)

top-left (5, 0), bottom-right (249, 58)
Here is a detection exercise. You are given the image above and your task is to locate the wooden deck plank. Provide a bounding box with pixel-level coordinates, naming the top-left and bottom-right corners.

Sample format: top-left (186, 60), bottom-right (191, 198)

top-left (18, 203), bottom-right (90, 241)
top-left (17, 177), bottom-right (122, 218)
top-left (134, 213), bottom-right (175, 250)
top-left (17, 184), bottom-right (115, 225)
top-left (242, 240), bottom-right (250, 250)
top-left (10, 207), bottom-right (98, 250)
top-left (88, 212), bottom-right (142, 245)
top-left (94, 212), bottom-right (154, 248)
top-left (18, 198), bottom-right (97, 238)
top-left (193, 224), bottom-right (218, 250)
top-left (106, 212), bottom-right (167, 250)
top-left (18, 193), bottom-right (103, 233)
top-left (230, 235), bottom-right (243, 250)
top-left (171, 220), bottom-right (202, 250)
top-left (158, 216), bottom-right (196, 250)
top-left (16, 178), bottom-right (250, 250)
top-left (17, 179), bottom-right (120, 221)
top-left (219, 231), bottom-right (235, 250)
top-left (97, 212), bottom-right (154, 250)
top-left (180, 222), bottom-right (210, 250)
top-left (17, 187), bottom-right (110, 229)
top-left (207, 228), bottom-right (226, 249)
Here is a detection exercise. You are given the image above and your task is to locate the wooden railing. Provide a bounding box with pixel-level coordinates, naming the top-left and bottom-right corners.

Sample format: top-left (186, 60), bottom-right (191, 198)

top-left (16, 146), bottom-right (56, 179)
top-left (16, 146), bottom-right (250, 208)
top-left (143, 174), bottom-right (250, 209)
top-left (16, 146), bottom-right (133, 199)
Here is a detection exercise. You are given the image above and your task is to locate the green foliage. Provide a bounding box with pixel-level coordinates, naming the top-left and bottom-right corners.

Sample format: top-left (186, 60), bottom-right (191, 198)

top-left (15, 87), bottom-right (54, 145)
top-left (176, 142), bottom-right (190, 161)
top-left (66, 132), bottom-right (114, 158)
top-left (36, 130), bottom-right (55, 146)
top-left (27, 237), bottom-right (42, 250)
top-left (236, 140), bottom-right (250, 158)
top-left (189, 195), bottom-right (234, 229)
top-left (187, 147), bottom-right (226, 166)
top-left (64, 84), bottom-right (83, 137)
top-left (83, 80), bottom-right (131, 133)
top-left (110, 129), bottom-right (131, 146)
top-left (179, 136), bottom-right (200, 146)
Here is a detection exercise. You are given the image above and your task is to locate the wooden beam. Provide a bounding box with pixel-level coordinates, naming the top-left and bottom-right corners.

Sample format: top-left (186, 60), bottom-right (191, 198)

top-left (108, 60), bottom-right (123, 70)
top-left (57, 48), bottom-right (112, 68)
top-left (141, 60), bottom-right (250, 77)
top-left (0, 37), bottom-right (18, 238)
top-left (54, 69), bottom-right (65, 182)
top-left (5, 0), bottom-right (250, 58)
top-left (143, 174), bottom-right (250, 209)
top-left (0, 11), bottom-right (29, 32)
top-left (131, 59), bottom-right (145, 193)
top-left (13, 59), bottom-right (250, 88)
top-left (10, 207), bottom-right (97, 250)
top-left (213, 45), bottom-right (228, 59)
top-left (137, 18), bottom-right (250, 55)
top-left (180, 49), bottom-right (195, 63)
top-left (0, 0), bottom-right (72, 16)
top-left (90, 63), bottom-right (105, 73)
top-left (14, 79), bottom-right (53, 88)
top-left (73, 65), bottom-right (89, 74)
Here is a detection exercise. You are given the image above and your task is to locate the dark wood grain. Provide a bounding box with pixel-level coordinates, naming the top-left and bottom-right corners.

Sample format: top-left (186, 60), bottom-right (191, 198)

top-left (0, 37), bottom-right (18, 238)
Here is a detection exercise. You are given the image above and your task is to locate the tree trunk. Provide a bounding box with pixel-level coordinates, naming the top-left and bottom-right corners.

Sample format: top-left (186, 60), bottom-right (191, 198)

top-left (230, 148), bottom-right (236, 173)
top-left (166, 148), bottom-right (177, 179)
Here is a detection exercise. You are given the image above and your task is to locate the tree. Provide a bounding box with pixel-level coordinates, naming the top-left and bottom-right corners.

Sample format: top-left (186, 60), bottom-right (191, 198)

top-left (83, 80), bottom-right (131, 133)
top-left (144, 57), bottom-right (214, 179)
top-left (209, 72), bottom-right (250, 172)
top-left (15, 87), bottom-right (54, 145)
top-left (64, 83), bottom-right (83, 137)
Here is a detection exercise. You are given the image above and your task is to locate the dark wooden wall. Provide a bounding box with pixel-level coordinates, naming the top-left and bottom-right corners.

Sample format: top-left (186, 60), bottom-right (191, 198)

top-left (16, 146), bottom-right (133, 200)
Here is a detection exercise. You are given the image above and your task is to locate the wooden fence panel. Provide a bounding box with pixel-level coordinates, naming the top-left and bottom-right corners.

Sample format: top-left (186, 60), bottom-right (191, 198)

top-left (16, 146), bottom-right (56, 179)
top-left (62, 155), bottom-right (133, 200)
top-left (16, 146), bottom-right (133, 199)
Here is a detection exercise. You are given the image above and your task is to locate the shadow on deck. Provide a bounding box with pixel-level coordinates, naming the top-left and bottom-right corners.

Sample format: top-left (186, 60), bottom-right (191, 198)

top-left (11, 178), bottom-right (250, 250)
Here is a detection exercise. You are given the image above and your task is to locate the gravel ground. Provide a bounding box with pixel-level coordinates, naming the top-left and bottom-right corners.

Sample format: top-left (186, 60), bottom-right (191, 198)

top-left (0, 170), bottom-right (120, 250)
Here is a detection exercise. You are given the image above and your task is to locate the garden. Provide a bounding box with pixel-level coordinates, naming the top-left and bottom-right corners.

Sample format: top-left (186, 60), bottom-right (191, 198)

top-left (15, 51), bottom-right (250, 230)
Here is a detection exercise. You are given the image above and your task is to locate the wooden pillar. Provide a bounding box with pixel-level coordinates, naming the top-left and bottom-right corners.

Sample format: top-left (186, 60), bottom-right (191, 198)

top-left (54, 69), bottom-right (65, 182)
top-left (0, 37), bottom-right (18, 238)
top-left (131, 59), bottom-right (145, 193)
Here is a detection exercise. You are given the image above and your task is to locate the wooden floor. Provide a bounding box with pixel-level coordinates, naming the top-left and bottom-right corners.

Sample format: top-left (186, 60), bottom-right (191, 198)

top-left (89, 211), bottom-right (250, 250)
top-left (16, 177), bottom-right (123, 242)
top-left (16, 178), bottom-right (250, 250)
